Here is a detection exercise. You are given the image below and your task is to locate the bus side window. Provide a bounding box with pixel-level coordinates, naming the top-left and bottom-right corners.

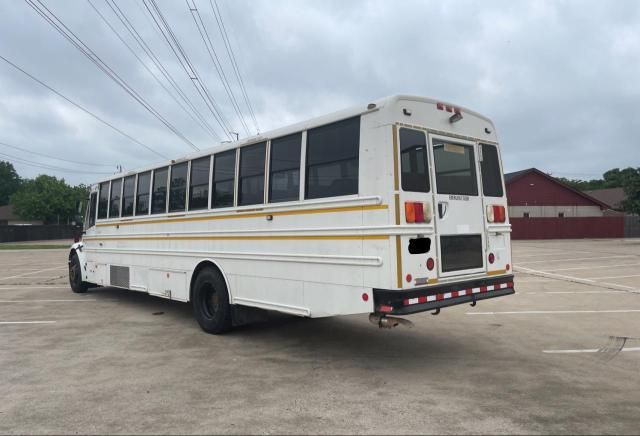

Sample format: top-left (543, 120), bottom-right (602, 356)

top-left (305, 116), bottom-right (360, 199)
top-left (87, 191), bottom-right (97, 229)
top-left (269, 133), bottom-right (301, 203)
top-left (189, 156), bottom-right (211, 211)
top-left (169, 162), bottom-right (188, 212)
top-left (97, 181), bottom-right (109, 220)
top-left (238, 142), bottom-right (266, 206)
top-left (151, 167), bottom-right (169, 214)
top-left (121, 175), bottom-right (136, 217)
top-left (212, 150), bottom-right (236, 208)
top-left (136, 171), bottom-right (151, 216)
top-left (399, 128), bottom-right (430, 192)
top-left (480, 144), bottom-right (504, 197)
top-left (109, 178), bottom-right (122, 218)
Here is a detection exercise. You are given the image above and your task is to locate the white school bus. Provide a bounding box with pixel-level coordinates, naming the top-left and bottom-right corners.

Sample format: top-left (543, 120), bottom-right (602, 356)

top-left (68, 95), bottom-right (514, 334)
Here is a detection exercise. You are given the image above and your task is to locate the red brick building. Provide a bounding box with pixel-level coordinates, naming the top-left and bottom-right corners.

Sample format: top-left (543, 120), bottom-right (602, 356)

top-left (505, 168), bottom-right (623, 239)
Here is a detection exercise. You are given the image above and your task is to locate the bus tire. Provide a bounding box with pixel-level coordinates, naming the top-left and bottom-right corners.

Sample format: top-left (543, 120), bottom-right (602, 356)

top-left (192, 267), bottom-right (232, 334)
top-left (68, 252), bottom-right (88, 294)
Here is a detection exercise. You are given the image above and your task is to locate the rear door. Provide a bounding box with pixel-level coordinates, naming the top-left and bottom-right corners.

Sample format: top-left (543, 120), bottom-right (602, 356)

top-left (429, 134), bottom-right (486, 277)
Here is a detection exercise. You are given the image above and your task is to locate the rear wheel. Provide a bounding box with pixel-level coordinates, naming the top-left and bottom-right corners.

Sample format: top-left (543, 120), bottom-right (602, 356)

top-left (192, 267), bottom-right (232, 334)
top-left (68, 252), bottom-right (88, 294)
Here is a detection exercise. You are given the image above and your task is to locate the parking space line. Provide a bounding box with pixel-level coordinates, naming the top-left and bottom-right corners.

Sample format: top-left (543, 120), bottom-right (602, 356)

top-left (542, 263), bottom-right (640, 272)
top-left (0, 267), bottom-right (67, 281)
top-left (519, 255), bottom-right (636, 265)
top-left (0, 321), bottom-right (57, 325)
top-left (587, 274), bottom-right (640, 280)
top-left (543, 347), bottom-right (640, 354)
top-left (526, 290), bottom-right (624, 295)
top-left (0, 299), bottom-right (95, 303)
top-left (0, 286), bottom-right (69, 290)
top-left (515, 266), bottom-right (640, 293)
top-left (467, 309), bottom-right (640, 315)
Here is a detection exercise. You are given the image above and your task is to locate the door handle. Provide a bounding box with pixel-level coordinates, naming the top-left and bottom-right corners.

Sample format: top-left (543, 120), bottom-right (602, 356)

top-left (438, 201), bottom-right (448, 219)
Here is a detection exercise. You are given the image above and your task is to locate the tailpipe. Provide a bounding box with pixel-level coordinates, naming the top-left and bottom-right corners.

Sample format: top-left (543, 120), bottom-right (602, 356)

top-left (369, 313), bottom-right (414, 329)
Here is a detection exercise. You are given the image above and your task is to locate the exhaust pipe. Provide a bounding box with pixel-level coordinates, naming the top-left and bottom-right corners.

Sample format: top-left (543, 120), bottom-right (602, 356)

top-left (369, 313), bottom-right (414, 329)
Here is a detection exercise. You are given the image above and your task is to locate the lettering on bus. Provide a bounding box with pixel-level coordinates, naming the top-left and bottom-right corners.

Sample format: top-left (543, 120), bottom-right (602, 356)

top-left (448, 195), bottom-right (469, 201)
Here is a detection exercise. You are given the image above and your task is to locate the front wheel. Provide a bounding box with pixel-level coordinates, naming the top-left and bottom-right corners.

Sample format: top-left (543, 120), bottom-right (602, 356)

top-left (68, 252), bottom-right (88, 294)
top-left (192, 267), bottom-right (232, 334)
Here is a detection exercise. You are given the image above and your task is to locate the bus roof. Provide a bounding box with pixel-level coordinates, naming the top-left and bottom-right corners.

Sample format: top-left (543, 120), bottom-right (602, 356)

top-left (95, 94), bottom-right (494, 184)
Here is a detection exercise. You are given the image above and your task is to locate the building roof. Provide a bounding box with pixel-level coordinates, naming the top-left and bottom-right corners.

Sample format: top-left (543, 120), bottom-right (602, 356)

top-left (583, 187), bottom-right (625, 210)
top-left (504, 168), bottom-right (612, 209)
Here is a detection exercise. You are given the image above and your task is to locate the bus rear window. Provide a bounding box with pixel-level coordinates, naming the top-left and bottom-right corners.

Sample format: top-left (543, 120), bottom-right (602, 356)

top-left (480, 144), bottom-right (503, 197)
top-left (399, 128), bottom-right (429, 192)
top-left (433, 142), bottom-right (478, 196)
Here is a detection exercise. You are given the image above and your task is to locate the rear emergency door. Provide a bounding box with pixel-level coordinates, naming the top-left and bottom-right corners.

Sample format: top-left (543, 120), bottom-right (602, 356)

top-left (429, 135), bottom-right (486, 277)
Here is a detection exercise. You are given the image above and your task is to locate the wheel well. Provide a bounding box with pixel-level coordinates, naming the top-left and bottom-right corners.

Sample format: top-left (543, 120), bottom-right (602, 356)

top-left (190, 260), bottom-right (226, 302)
top-left (68, 249), bottom-right (76, 261)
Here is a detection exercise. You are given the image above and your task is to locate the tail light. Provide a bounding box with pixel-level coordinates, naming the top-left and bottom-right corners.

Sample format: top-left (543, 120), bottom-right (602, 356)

top-left (486, 205), bottom-right (506, 223)
top-left (405, 202), bottom-right (432, 224)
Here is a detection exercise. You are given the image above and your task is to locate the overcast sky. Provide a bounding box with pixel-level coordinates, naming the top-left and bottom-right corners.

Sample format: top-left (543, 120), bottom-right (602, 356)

top-left (0, 0), bottom-right (639, 185)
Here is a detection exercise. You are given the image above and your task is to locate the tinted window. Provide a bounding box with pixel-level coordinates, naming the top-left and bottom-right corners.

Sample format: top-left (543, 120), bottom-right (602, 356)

top-left (169, 162), bottom-right (188, 212)
top-left (400, 128), bottom-right (429, 192)
top-left (270, 133), bottom-right (301, 203)
top-left (189, 156), bottom-right (210, 211)
top-left (98, 182), bottom-right (109, 219)
top-left (238, 142), bottom-right (266, 206)
top-left (122, 175), bottom-right (136, 217)
top-left (87, 191), bottom-right (97, 229)
top-left (151, 167), bottom-right (169, 214)
top-left (109, 178), bottom-right (122, 218)
top-left (305, 117), bottom-right (360, 199)
top-left (480, 144), bottom-right (503, 197)
top-left (135, 171), bottom-right (151, 216)
top-left (212, 150), bottom-right (236, 208)
top-left (433, 142), bottom-right (478, 196)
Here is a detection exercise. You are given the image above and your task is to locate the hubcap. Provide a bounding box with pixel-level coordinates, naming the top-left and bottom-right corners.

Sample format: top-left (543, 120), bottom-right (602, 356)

top-left (201, 282), bottom-right (219, 319)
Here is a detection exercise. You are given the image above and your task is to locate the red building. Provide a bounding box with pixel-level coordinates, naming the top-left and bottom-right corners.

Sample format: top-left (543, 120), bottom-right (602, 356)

top-left (505, 168), bottom-right (623, 239)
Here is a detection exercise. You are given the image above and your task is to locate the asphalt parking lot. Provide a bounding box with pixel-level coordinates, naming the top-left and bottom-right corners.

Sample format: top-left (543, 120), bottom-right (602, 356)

top-left (1, 239), bottom-right (639, 434)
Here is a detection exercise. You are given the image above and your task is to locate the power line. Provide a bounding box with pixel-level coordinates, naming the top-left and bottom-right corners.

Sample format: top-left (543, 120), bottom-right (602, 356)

top-left (25, 0), bottom-right (200, 152)
top-left (142, 0), bottom-right (233, 140)
top-left (102, 0), bottom-right (221, 142)
top-left (0, 141), bottom-right (115, 168)
top-left (0, 151), bottom-right (114, 175)
top-left (0, 53), bottom-right (167, 160)
top-left (186, 0), bottom-right (249, 136)
top-left (86, 0), bottom-right (217, 142)
top-left (210, 0), bottom-right (259, 133)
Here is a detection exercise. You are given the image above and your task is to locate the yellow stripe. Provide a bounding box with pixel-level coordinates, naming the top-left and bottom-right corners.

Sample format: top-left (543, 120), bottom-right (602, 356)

top-left (487, 269), bottom-right (507, 276)
top-left (427, 278), bottom-right (438, 284)
top-left (84, 234), bottom-right (390, 242)
top-left (395, 236), bottom-right (402, 288)
top-left (392, 124), bottom-right (399, 191)
top-left (97, 204), bottom-right (388, 228)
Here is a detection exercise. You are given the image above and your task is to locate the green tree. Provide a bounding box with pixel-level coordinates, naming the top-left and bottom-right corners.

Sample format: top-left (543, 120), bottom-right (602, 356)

top-left (0, 161), bottom-right (22, 206)
top-left (621, 168), bottom-right (640, 215)
top-left (10, 175), bottom-right (88, 224)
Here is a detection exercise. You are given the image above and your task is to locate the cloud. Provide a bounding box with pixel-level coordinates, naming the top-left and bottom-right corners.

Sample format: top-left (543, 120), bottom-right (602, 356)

top-left (0, 0), bottom-right (638, 185)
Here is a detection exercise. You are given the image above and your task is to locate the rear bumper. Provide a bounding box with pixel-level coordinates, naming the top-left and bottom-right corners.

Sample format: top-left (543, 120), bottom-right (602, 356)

top-left (373, 275), bottom-right (514, 315)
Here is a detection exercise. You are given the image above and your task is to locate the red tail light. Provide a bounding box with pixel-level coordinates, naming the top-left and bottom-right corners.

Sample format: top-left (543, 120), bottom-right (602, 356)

top-left (486, 205), bottom-right (506, 223)
top-left (405, 202), bottom-right (431, 224)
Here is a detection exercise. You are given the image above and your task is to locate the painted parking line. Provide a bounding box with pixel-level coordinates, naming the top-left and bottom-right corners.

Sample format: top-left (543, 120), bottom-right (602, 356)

top-left (526, 290), bottom-right (624, 295)
top-left (587, 274), bottom-right (640, 280)
top-left (0, 299), bottom-right (95, 303)
top-left (467, 309), bottom-right (640, 315)
top-left (544, 263), bottom-right (640, 273)
top-left (0, 286), bottom-right (70, 290)
top-left (515, 266), bottom-right (639, 293)
top-left (543, 347), bottom-right (640, 354)
top-left (519, 255), bottom-right (637, 265)
top-left (0, 266), bottom-right (67, 281)
top-left (0, 321), bottom-right (57, 325)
